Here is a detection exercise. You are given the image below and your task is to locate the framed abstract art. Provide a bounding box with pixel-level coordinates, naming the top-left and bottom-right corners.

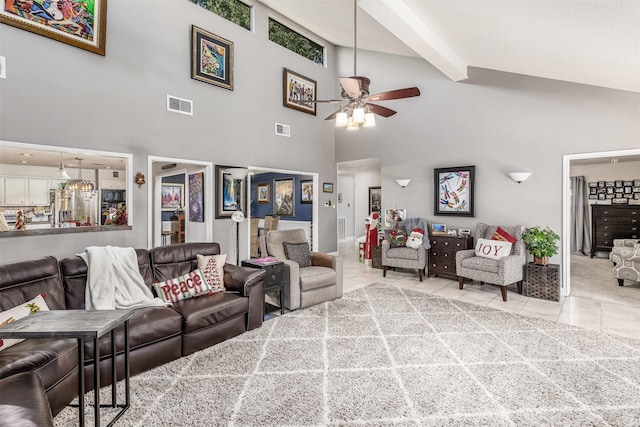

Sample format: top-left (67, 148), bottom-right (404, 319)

top-left (434, 166), bottom-right (475, 217)
top-left (191, 25), bottom-right (234, 90)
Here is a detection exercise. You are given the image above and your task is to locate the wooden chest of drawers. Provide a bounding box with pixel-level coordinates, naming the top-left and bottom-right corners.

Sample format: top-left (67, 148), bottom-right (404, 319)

top-left (590, 205), bottom-right (639, 257)
top-left (428, 235), bottom-right (474, 279)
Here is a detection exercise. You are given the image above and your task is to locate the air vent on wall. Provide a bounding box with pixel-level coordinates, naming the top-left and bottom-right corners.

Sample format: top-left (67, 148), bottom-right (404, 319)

top-left (275, 122), bottom-right (291, 137)
top-left (167, 95), bottom-right (193, 116)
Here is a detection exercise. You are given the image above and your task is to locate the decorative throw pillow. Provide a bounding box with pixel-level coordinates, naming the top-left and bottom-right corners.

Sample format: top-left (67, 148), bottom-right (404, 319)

top-left (283, 242), bottom-right (312, 267)
top-left (197, 254), bottom-right (227, 293)
top-left (385, 228), bottom-right (407, 248)
top-left (152, 269), bottom-right (213, 303)
top-left (475, 238), bottom-right (513, 260)
top-left (492, 226), bottom-right (517, 243)
top-left (0, 294), bottom-right (49, 352)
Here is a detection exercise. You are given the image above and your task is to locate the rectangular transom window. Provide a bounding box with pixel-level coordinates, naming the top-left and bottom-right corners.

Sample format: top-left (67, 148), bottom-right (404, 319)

top-left (268, 18), bottom-right (324, 66)
top-left (191, 0), bottom-right (251, 30)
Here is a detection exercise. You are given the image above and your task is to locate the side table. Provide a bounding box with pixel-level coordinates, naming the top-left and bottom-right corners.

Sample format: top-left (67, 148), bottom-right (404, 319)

top-left (0, 309), bottom-right (133, 427)
top-left (525, 263), bottom-right (560, 301)
top-left (241, 258), bottom-right (287, 317)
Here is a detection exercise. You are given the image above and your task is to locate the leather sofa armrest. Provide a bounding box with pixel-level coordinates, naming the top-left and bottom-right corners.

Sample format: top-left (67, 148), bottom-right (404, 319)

top-left (223, 264), bottom-right (266, 296)
top-left (311, 252), bottom-right (335, 268)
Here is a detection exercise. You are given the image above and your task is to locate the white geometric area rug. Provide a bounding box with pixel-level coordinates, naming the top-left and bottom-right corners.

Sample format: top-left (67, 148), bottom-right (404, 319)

top-left (54, 283), bottom-right (640, 426)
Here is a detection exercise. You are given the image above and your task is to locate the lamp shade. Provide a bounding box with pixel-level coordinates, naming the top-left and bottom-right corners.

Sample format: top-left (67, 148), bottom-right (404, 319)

top-left (507, 172), bottom-right (532, 183)
top-left (335, 112), bottom-right (348, 127)
top-left (346, 117), bottom-right (359, 131)
top-left (226, 167), bottom-right (248, 181)
top-left (363, 112), bottom-right (376, 127)
top-left (352, 107), bottom-right (365, 124)
top-left (396, 179), bottom-right (411, 188)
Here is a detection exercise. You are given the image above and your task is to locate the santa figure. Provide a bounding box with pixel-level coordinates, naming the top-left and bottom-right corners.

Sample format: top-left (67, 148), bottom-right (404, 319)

top-left (364, 211), bottom-right (380, 263)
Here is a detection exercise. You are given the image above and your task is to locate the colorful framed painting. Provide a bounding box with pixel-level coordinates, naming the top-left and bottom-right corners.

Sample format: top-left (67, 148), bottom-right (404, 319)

top-left (434, 166), bottom-right (475, 217)
top-left (161, 184), bottom-right (184, 211)
top-left (188, 172), bottom-right (204, 222)
top-left (1, 0), bottom-right (107, 55)
top-left (283, 68), bottom-right (316, 115)
top-left (191, 25), bottom-right (234, 90)
top-left (257, 183), bottom-right (270, 204)
top-left (215, 165), bottom-right (245, 218)
top-left (323, 182), bottom-right (333, 193)
top-left (368, 186), bottom-right (381, 213)
top-left (274, 178), bottom-right (295, 216)
top-left (300, 180), bottom-right (313, 204)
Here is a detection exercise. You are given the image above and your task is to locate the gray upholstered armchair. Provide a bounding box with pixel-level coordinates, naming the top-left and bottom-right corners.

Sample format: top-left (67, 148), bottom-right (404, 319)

top-left (610, 239), bottom-right (640, 265)
top-left (613, 241), bottom-right (640, 286)
top-left (261, 229), bottom-right (343, 310)
top-left (456, 223), bottom-right (526, 301)
top-left (382, 218), bottom-right (429, 281)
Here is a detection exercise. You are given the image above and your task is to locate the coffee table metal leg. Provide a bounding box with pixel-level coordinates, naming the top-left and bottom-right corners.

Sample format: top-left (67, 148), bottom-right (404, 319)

top-left (94, 337), bottom-right (100, 427)
top-left (279, 286), bottom-right (285, 315)
top-left (78, 339), bottom-right (85, 427)
top-left (124, 320), bottom-right (130, 407)
top-left (111, 329), bottom-right (116, 407)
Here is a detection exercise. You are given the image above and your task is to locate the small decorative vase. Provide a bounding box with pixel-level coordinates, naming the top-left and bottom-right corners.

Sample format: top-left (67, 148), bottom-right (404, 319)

top-left (534, 256), bottom-right (549, 266)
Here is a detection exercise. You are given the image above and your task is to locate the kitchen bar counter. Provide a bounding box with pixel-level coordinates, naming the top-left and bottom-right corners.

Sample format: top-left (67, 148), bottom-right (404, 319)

top-left (0, 225), bottom-right (132, 238)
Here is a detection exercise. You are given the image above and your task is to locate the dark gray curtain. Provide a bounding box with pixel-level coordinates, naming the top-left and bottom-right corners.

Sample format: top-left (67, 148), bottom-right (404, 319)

top-left (570, 176), bottom-right (591, 255)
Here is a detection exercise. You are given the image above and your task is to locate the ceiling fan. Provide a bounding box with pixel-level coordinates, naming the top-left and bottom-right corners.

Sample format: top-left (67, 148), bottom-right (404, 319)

top-left (315, 0), bottom-right (421, 129)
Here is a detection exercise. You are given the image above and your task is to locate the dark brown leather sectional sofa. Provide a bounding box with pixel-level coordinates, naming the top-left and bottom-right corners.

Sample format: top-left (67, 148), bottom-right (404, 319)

top-left (0, 242), bottom-right (265, 424)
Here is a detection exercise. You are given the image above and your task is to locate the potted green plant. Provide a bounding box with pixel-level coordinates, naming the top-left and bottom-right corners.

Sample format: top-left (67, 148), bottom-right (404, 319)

top-left (522, 226), bottom-right (560, 265)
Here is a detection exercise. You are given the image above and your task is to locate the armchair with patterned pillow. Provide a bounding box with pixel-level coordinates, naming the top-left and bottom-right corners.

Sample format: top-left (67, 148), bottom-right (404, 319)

top-left (261, 228), bottom-right (343, 310)
top-left (382, 218), bottom-right (430, 281)
top-left (456, 223), bottom-right (526, 301)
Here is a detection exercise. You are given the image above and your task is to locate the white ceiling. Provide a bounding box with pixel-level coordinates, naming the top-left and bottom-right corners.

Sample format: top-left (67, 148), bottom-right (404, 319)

top-left (259, 0), bottom-right (640, 93)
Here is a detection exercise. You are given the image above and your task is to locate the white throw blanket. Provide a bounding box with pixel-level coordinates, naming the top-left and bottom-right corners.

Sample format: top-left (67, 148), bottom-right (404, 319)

top-left (80, 246), bottom-right (170, 310)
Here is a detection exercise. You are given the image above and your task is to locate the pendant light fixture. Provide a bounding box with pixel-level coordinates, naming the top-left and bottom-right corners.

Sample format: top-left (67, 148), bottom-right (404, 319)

top-left (57, 153), bottom-right (70, 179)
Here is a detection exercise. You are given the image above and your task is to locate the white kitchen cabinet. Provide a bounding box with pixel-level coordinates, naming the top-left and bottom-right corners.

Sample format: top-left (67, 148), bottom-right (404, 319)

top-left (100, 180), bottom-right (126, 190)
top-left (4, 177), bottom-right (27, 205)
top-left (28, 178), bottom-right (51, 205)
top-left (0, 178), bottom-right (4, 204)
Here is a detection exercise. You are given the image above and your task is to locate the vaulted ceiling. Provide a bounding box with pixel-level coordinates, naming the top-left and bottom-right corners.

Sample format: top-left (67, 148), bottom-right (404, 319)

top-left (258, 0), bottom-right (640, 93)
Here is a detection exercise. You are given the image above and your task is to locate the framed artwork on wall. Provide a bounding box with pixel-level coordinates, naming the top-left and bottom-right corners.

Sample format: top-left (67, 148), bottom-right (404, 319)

top-left (161, 184), bottom-right (184, 211)
top-left (384, 208), bottom-right (406, 227)
top-left (368, 186), bottom-right (381, 213)
top-left (257, 183), bottom-right (270, 204)
top-left (215, 165), bottom-right (245, 219)
top-left (323, 182), bottom-right (334, 193)
top-left (283, 68), bottom-right (316, 115)
top-left (434, 165), bottom-right (475, 217)
top-left (0, 0), bottom-right (108, 55)
top-left (191, 25), bottom-right (234, 90)
top-left (274, 178), bottom-right (295, 216)
top-left (188, 172), bottom-right (204, 222)
top-left (300, 180), bottom-right (313, 204)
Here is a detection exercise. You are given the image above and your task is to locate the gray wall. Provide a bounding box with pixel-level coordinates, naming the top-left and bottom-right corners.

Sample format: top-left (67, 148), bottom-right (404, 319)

top-left (0, 0), bottom-right (338, 262)
top-left (335, 47), bottom-right (640, 266)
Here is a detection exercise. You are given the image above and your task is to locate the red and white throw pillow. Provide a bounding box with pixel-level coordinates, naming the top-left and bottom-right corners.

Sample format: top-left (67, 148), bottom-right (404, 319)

top-left (475, 238), bottom-right (513, 260)
top-left (152, 269), bottom-right (213, 303)
top-left (492, 226), bottom-right (517, 243)
top-left (0, 294), bottom-right (49, 352)
top-left (197, 254), bottom-right (226, 293)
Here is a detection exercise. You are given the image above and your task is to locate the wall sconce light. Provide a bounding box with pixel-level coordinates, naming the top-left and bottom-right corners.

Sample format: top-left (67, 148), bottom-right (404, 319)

top-left (135, 172), bottom-right (146, 187)
top-left (396, 179), bottom-right (411, 188)
top-left (507, 172), bottom-right (532, 183)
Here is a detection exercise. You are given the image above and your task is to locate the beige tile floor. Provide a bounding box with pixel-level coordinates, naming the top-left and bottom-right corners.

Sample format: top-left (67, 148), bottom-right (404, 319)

top-left (338, 239), bottom-right (640, 340)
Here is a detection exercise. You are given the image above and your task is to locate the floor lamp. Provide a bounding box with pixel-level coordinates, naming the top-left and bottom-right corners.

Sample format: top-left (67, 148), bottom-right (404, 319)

top-left (226, 167), bottom-right (248, 265)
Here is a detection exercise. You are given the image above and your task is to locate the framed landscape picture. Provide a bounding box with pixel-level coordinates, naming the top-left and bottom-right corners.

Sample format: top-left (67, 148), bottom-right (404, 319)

top-left (0, 0), bottom-right (107, 55)
top-left (191, 25), bottom-right (234, 90)
top-left (434, 166), bottom-right (475, 216)
top-left (300, 180), bottom-right (313, 204)
top-left (257, 183), bottom-right (270, 204)
top-left (323, 182), bottom-right (334, 193)
top-left (161, 184), bottom-right (184, 211)
top-left (283, 68), bottom-right (316, 115)
top-left (274, 178), bottom-right (294, 216)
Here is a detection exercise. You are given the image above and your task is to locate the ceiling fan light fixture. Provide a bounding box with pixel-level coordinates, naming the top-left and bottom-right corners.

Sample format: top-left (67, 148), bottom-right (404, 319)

top-left (335, 111), bottom-right (349, 127)
top-left (363, 111), bottom-right (376, 127)
top-left (352, 107), bottom-right (365, 124)
top-left (346, 117), bottom-right (359, 131)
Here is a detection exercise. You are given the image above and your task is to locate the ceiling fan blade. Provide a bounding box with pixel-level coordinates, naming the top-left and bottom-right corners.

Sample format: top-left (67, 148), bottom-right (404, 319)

top-left (339, 77), bottom-right (361, 99)
top-left (365, 103), bottom-right (397, 118)
top-left (366, 87), bottom-right (421, 102)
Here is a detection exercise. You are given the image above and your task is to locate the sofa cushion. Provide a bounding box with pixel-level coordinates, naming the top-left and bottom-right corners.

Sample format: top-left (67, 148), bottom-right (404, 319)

top-left (152, 269), bottom-right (213, 303)
top-left (83, 306), bottom-right (182, 362)
top-left (170, 292), bottom-right (249, 335)
top-left (0, 256), bottom-right (66, 311)
top-left (460, 256), bottom-right (500, 274)
top-left (283, 242), bottom-right (312, 267)
top-left (492, 226), bottom-right (516, 243)
top-left (0, 294), bottom-right (50, 352)
top-left (299, 266), bottom-right (337, 292)
top-left (151, 243), bottom-right (221, 283)
top-left (475, 238), bottom-right (512, 260)
top-left (197, 254), bottom-right (226, 292)
top-left (386, 247), bottom-right (420, 261)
